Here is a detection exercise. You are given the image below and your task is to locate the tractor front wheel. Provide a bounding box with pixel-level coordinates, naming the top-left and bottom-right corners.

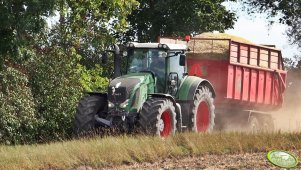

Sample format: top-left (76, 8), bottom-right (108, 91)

top-left (139, 98), bottom-right (176, 137)
top-left (73, 95), bottom-right (107, 136)
top-left (191, 86), bottom-right (215, 133)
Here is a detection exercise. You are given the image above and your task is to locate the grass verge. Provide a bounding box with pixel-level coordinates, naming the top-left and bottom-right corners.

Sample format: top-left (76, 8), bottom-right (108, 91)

top-left (1, 132), bottom-right (301, 169)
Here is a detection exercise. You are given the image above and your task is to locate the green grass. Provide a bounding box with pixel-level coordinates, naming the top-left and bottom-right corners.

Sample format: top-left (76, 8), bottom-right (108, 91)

top-left (1, 132), bottom-right (301, 169)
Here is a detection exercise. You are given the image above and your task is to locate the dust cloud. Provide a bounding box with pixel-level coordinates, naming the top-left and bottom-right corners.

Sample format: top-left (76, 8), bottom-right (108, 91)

top-left (214, 70), bottom-right (301, 132)
top-left (273, 70), bottom-right (301, 132)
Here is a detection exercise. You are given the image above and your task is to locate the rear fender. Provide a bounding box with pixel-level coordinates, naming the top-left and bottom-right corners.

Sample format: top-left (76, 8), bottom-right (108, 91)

top-left (177, 76), bottom-right (216, 101)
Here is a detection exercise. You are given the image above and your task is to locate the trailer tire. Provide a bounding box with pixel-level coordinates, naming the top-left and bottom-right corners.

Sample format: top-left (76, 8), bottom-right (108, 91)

top-left (259, 114), bottom-right (274, 133)
top-left (248, 116), bottom-right (260, 133)
top-left (74, 95), bottom-right (107, 136)
top-left (191, 86), bottom-right (215, 133)
top-left (139, 98), bottom-right (176, 137)
top-left (263, 119), bottom-right (274, 133)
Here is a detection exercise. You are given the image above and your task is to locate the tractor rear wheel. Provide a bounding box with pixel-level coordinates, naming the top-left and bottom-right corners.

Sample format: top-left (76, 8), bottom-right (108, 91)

top-left (74, 95), bottom-right (107, 135)
top-left (191, 86), bottom-right (215, 132)
top-left (139, 98), bottom-right (176, 137)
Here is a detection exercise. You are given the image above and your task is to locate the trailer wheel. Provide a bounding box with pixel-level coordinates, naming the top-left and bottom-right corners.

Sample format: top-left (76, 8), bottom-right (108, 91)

top-left (248, 114), bottom-right (274, 133)
top-left (191, 86), bottom-right (215, 132)
top-left (259, 114), bottom-right (274, 133)
top-left (248, 116), bottom-right (260, 133)
top-left (74, 95), bottom-right (107, 135)
top-left (139, 98), bottom-right (176, 137)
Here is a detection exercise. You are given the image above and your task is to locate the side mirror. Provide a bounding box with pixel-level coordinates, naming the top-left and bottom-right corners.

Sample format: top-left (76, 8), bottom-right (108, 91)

top-left (102, 52), bottom-right (108, 64)
top-left (179, 54), bottom-right (186, 66)
top-left (168, 72), bottom-right (179, 96)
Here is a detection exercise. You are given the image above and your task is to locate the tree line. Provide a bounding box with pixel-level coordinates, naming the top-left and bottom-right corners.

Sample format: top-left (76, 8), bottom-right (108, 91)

top-left (0, 0), bottom-right (299, 144)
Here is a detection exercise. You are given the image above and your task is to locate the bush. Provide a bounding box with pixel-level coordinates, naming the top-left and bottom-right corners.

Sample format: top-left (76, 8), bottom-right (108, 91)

top-left (0, 66), bottom-right (37, 144)
top-left (27, 47), bottom-right (83, 142)
top-left (79, 64), bottom-right (109, 92)
top-left (0, 46), bottom-right (110, 144)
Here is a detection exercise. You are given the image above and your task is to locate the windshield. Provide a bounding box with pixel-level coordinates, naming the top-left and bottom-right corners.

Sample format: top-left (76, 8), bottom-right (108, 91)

top-left (127, 49), bottom-right (166, 74)
top-left (127, 49), bottom-right (166, 92)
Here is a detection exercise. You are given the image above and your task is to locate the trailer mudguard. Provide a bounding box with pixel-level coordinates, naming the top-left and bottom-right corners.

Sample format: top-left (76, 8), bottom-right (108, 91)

top-left (177, 76), bottom-right (216, 101)
top-left (175, 76), bottom-right (215, 128)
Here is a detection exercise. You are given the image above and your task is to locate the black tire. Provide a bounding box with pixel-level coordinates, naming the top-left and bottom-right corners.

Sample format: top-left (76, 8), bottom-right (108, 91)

top-left (139, 98), bottom-right (176, 137)
top-left (191, 86), bottom-right (215, 132)
top-left (73, 95), bottom-right (107, 135)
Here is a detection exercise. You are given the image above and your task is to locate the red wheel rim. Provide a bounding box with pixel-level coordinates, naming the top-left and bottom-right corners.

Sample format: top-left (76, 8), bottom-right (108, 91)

top-left (196, 101), bottom-right (209, 132)
top-left (159, 110), bottom-right (172, 137)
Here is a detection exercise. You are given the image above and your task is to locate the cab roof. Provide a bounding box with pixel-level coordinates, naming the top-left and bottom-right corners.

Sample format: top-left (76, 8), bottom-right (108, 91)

top-left (128, 42), bottom-right (187, 51)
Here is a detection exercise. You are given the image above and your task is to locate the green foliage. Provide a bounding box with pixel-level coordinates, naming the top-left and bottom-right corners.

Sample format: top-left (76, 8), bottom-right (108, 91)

top-left (59, 0), bottom-right (138, 68)
top-left (121, 0), bottom-right (237, 42)
top-left (284, 56), bottom-right (301, 70)
top-left (0, 0), bottom-right (56, 66)
top-left (0, 66), bottom-right (37, 144)
top-left (79, 64), bottom-right (109, 92)
top-left (243, 1), bottom-right (301, 48)
top-left (0, 0), bottom-right (137, 144)
top-left (27, 47), bottom-right (83, 142)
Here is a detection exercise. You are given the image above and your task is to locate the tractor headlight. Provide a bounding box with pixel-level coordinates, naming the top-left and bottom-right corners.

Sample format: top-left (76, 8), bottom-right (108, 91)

top-left (158, 44), bottom-right (169, 49)
top-left (108, 101), bottom-right (115, 108)
top-left (126, 43), bottom-right (135, 48)
top-left (119, 99), bottom-right (129, 109)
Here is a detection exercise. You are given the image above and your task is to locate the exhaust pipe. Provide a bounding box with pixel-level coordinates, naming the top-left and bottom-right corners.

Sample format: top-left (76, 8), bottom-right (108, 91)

top-left (112, 44), bottom-right (121, 78)
top-left (102, 44), bottom-right (121, 79)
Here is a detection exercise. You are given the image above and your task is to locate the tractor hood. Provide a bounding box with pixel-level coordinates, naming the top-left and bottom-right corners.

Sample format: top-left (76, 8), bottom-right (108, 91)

top-left (108, 73), bottom-right (154, 105)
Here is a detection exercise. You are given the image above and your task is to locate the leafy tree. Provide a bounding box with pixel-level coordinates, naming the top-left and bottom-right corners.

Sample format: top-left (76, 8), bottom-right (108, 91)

top-left (22, 0), bottom-right (139, 142)
top-left (0, 0), bottom-right (138, 144)
top-left (79, 64), bottom-right (109, 92)
top-left (0, 0), bottom-right (57, 144)
top-left (0, 0), bottom-right (56, 67)
top-left (0, 66), bottom-right (37, 144)
top-left (242, 0), bottom-right (301, 48)
top-left (27, 35), bottom-right (83, 142)
top-left (58, 0), bottom-right (138, 69)
top-left (119, 0), bottom-right (237, 42)
top-left (284, 55), bottom-right (301, 70)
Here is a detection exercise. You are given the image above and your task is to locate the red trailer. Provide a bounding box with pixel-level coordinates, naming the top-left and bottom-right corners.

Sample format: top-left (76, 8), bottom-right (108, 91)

top-left (186, 38), bottom-right (287, 130)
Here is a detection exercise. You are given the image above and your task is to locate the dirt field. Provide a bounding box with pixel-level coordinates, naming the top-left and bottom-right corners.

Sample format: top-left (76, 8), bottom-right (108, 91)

top-left (75, 150), bottom-right (301, 170)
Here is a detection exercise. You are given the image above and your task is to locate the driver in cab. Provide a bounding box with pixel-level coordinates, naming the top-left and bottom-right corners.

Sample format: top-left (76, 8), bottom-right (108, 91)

top-left (149, 51), bottom-right (165, 92)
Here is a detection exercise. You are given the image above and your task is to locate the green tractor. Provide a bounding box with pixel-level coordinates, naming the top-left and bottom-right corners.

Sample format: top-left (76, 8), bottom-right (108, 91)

top-left (74, 42), bottom-right (216, 137)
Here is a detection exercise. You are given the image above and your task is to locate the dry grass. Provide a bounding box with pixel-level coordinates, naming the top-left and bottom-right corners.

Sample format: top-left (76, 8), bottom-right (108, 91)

top-left (188, 32), bottom-right (253, 60)
top-left (0, 132), bottom-right (301, 169)
top-left (194, 32), bottom-right (253, 43)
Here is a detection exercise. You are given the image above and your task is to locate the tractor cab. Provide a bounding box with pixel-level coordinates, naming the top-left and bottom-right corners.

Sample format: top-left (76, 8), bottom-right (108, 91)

top-left (125, 42), bottom-right (187, 95)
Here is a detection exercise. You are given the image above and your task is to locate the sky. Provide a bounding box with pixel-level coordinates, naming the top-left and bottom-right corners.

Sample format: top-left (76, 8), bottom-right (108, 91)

top-left (223, 2), bottom-right (300, 59)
